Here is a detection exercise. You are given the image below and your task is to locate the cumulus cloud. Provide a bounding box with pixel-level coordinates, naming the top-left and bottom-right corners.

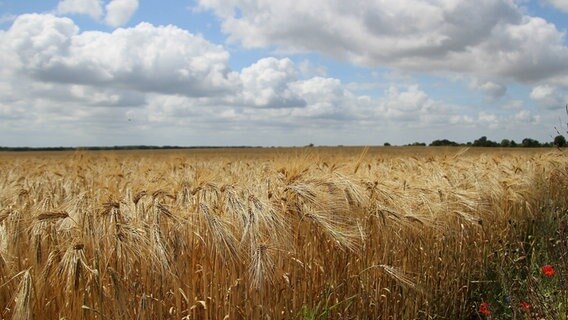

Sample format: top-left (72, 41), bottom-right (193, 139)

top-left (0, 13), bottom-right (560, 146)
top-left (513, 110), bottom-right (539, 123)
top-left (530, 84), bottom-right (568, 109)
top-left (104, 0), bottom-right (139, 27)
top-left (134, 59), bottom-right (463, 129)
top-left (239, 58), bottom-right (306, 108)
top-left (56, 0), bottom-right (104, 20)
top-left (478, 111), bottom-right (500, 129)
top-left (381, 85), bottom-right (433, 121)
top-left (471, 80), bottom-right (507, 100)
top-left (289, 77), bottom-right (353, 119)
top-left (197, 0), bottom-right (568, 85)
top-left (56, 0), bottom-right (138, 27)
top-left (1, 14), bottom-right (238, 97)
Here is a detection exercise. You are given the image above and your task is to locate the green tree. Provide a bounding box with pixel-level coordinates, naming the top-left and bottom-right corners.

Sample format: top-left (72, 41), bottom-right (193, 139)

top-left (473, 136), bottom-right (498, 147)
top-left (554, 135), bottom-right (566, 148)
top-left (430, 139), bottom-right (459, 146)
top-left (473, 136), bottom-right (488, 147)
top-left (522, 138), bottom-right (541, 148)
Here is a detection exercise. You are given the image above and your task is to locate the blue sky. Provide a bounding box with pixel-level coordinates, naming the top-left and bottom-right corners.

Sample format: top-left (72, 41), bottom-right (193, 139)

top-left (1, 0), bottom-right (567, 147)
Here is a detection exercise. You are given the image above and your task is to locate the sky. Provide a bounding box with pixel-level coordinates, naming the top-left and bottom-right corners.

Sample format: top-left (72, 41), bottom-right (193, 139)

top-left (0, 0), bottom-right (567, 147)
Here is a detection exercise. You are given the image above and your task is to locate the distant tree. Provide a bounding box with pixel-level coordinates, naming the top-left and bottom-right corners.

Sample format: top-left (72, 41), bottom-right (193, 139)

top-left (407, 142), bottom-right (426, 146)
top-left (554, 135), bottom-right (566, 148)
top-left (500, 139), bottom-right (511, 147)
top-left (510, 140), bottom-right (518, 147)
top-left (430, 139), bottom-right (459, 146)
top-left (473, 136), bottom-right (487, 147)
top-left (521, 138), bottom-right (541, 148)
top-left (384, 142), bottom-right (391, 146)
top-left (473, 136), bottom-right (498, 147)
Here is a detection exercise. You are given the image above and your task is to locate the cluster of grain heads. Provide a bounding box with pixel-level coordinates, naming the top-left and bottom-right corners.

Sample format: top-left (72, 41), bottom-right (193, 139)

top-left (0, 148), bottom-right (566, 319)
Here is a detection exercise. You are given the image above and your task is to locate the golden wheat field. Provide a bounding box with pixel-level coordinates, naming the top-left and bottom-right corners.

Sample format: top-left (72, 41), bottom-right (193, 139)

top-left (0, 147), bottom-right (566, 319)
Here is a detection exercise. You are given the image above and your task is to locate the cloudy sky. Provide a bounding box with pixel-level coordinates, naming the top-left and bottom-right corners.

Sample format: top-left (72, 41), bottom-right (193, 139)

top-left (1, 0), bottom-right (567, 147)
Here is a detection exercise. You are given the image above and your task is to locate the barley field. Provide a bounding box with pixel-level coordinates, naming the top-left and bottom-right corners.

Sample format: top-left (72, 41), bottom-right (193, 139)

top-left (0, 147), bottom-right (566, 319)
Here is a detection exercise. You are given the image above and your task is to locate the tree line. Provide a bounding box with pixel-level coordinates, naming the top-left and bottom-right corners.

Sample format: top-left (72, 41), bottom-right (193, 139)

top-left (0, 145), bottom-right (260, 152)
top-left (400, 135), bottom-right (567, 148)
top-left (1, 136), bottom-right (566, 152)
top-left (401, 106), bottom-right (568, 148)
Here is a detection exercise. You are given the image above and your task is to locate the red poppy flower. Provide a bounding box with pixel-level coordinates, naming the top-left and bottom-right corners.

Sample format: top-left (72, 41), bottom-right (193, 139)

top-left (542, 264), bottom-right (555, 277)
top-left (479, 302), bottom-right (491, 315)
top-left (519, 301), bottom-right (530, 311)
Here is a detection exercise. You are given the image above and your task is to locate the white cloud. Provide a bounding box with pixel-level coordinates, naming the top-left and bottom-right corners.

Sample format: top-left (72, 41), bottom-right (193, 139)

top-left (289, 77), bottom-right (351, 119)
top-left (126, 63), bottom-right (454, 128)
top-left (56, 0), bottom-right (103, 20)
top-left (530, 84), bottom-right (555, 100)
top-left (1, 14), bottom-right (239, 97)
top-left (68, 85), bottom-right (146, 107)
top-left (239, 57), bottom-right (305, 108)
top-left (530, 84), bottom-right (568, 109)
top-left (104, 0), bottom-right (139, 27)
top-left (513, 110), bottom-right (539, 123)
top-left (470, 80), bottom-right (507, 100)
top-left (55, 0), bottom-right (138, 27)
top-left (547, 0), bottom-right (568, 12)
top-left (381, 85), bottom-right (432, 121)
top-left (0, 13), bottom-right (562, 147)
top-left (478, 111), bottom-right (500, 129)
top-left (197, 0), bottom-right (568, 86)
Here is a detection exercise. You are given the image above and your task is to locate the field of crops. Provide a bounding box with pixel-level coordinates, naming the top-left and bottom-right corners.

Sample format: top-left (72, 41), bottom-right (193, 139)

top-left (0, 147), bottom-right (567, 319)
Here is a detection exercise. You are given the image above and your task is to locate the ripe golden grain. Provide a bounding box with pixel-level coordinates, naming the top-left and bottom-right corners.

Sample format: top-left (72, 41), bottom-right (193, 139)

top-left (0, 147), bottom-right (565, 319)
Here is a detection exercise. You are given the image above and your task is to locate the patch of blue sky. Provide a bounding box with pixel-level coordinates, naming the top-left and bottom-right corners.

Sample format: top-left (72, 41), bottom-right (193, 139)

top-left (0, 0), bottom-right (57, 28)
top-left (0, 0), bottom-right (58, 15)
top-left (139, 1), bottom-right (225, 42)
